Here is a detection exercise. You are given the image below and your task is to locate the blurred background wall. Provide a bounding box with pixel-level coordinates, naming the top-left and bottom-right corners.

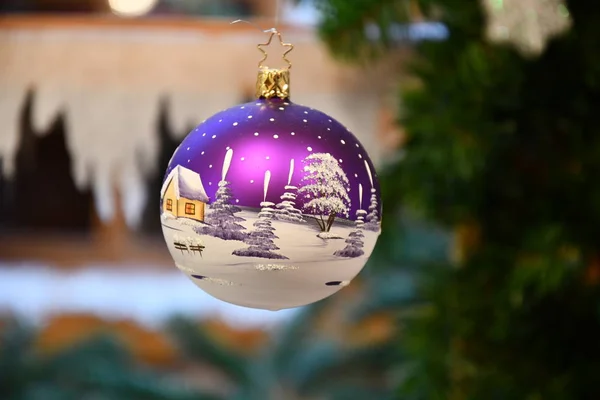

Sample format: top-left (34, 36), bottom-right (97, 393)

top-left (0, 1), bottom-right (419, 399)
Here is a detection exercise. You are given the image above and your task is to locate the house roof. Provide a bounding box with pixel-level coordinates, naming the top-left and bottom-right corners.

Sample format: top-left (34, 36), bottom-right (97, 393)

top-left (160, 165), bottom-right (209, 203)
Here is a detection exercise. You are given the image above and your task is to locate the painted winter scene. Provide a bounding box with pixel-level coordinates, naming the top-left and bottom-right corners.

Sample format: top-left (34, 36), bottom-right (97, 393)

top-left (160, 99), bottom-right (382, 311)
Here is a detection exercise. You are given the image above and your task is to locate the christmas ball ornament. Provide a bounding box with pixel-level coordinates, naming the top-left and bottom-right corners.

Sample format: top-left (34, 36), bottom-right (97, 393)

top-left (160, 30), bottom-right (382, 310)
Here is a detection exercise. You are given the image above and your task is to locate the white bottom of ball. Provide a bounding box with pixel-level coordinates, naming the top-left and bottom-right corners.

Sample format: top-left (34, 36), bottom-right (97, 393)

top-left (162, 209), bottom-right (380, 311)
top-left (185, 272), bottom-right (351, 311)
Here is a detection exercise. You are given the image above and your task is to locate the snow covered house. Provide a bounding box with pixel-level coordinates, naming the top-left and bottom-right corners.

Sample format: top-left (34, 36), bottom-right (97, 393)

top-left (161, 165), bottom-right (209, 222)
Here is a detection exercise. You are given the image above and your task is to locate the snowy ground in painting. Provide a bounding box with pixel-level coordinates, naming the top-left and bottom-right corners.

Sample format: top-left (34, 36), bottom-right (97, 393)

top-left (161, 209), bottom-right (380, 311)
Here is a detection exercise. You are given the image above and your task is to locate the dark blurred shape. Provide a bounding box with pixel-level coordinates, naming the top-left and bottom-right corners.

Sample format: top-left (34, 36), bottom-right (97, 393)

top-left (140, 98), bottom-right (180, 236)
top-left (0, 0), bottom-right (108, 13)
top-left (0, 0), bottom-right (32, 12)
top-left (0, 0), bottom-right (257, 15)
top-left (0, 90), bottom-right (93, 233)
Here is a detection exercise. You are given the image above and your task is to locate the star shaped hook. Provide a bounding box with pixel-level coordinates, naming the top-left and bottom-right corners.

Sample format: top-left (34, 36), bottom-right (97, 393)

top-left (257, 29), bottom-right (294, 70)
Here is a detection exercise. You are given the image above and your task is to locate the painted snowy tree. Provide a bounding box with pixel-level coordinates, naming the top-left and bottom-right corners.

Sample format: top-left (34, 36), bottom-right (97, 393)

top-left (356, 209), bottom-right (366, 229)
top-left (197, 148), bottom-right (247, 241)
top-left (233, 171), bottom-right (289, 259)
top-left (362, 160), bottom-right (380, 232)
top-left (355, 183), bottom-right (367, 231)
top-left (363, 190), bottom-right (380, 232)
top-left (274, 158), bottom-right (304, 223)
top-left (335, 184), bottom-right (365, 258)
top-left (298, 153), bottom-right (351, 233)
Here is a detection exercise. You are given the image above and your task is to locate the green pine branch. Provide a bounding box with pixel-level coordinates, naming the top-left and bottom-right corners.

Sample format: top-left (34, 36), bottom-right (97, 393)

top-left (0, 320), bottom-right (221, 400)
top-left (166, 316), bottom-right (251, 387)
top-left (318, 0), bottom-right (600, 398)
top-left (315, 0), bottom-right (413, 62)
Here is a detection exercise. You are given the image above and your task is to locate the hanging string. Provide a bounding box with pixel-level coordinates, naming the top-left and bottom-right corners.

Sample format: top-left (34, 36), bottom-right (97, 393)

top-left (230, 19), bottom-right (273, 34)
top-left (231, 0), bottom-right (281, 33)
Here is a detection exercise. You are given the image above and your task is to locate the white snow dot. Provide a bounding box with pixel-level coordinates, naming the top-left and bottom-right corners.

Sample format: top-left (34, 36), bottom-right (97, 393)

top-left (212, 135), bottom-right (216, 139)
top-left (209, 165), bottom-right (213, 168)
top-left (354, 173), bottom-right (358, 178)
top-left (266, 156), bottom-right (270, 160)
top-left (202, 133), bottom-right (206, 137)
top-left (328, 119), bottom-right (332, 123)
top-left (187, 159), bottom-right (190, 163)
top-left (201, 151), bottom-right (205, 155)
top-left (279, 107), bottom-right (285, 111)
top-left (186, 147), bottom-right (190, 150)
top-left (303, 119), bottom-right (308, 123)
top-left (254, 132), bottom-right (259, 136)
top-left (226, 146), bottom-right (230, 150)
top-left (209, 182), bottom-right (212, 185)
top-left (241, 106), bottom-right (245, 109)
top-left (273, 134), bottom-right (279, 139)
top-left (339, 159), bottom-right (343, 163)
top-left (291, 132), bottom-right (295, 136)
top-left (256, 102), bottom-right (261, 105)
top-left (358, 154), bottom-right (363, 159)
top-left (233, 122), bottom-right (238, 126)
top-left (304, 111), bottom-right (308, 114)
top-left (270, 118), bottom-right (275, 122)
top-left (318, 136), bottom-right (322, 139)
top-left (340, 140), bottom-right (345, 144)
top-left (284, 102), bottom-right (289, 105)
top-left (236, 199), bottom-right (240, 203)
top-left (250, 180), bottom-right (254, 183)
top-left (248, 115), bottom-right (253, 119)
top-left (327, 128), bottom-right (331, 131)
top-left (241, 157), bottom-right (245, 161)
top-left (307, 146), bottom-right (313, 151)
top-left (219, 119), bottom-right (222, 123)
top-left (356, 143), bottom-right (360, 148)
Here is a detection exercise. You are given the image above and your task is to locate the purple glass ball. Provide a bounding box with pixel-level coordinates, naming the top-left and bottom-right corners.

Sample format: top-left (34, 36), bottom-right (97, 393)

top-left (161, 97), bottom-right (382, 310)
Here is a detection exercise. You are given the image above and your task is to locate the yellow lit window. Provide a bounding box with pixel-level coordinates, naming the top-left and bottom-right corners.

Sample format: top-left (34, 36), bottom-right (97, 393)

top-left (185, 203), bottom-right (195, 215)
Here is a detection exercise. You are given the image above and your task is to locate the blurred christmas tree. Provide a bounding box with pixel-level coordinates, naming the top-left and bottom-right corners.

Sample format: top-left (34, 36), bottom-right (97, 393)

top-left (317, 0), bottom-right (600, 398)
top-left (0, 318), bottom-right (220, 400)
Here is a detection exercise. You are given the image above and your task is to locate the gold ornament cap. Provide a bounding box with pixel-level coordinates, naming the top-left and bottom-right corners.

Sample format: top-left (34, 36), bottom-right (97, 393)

top-left (256, 67), bottom-right (290, 99)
